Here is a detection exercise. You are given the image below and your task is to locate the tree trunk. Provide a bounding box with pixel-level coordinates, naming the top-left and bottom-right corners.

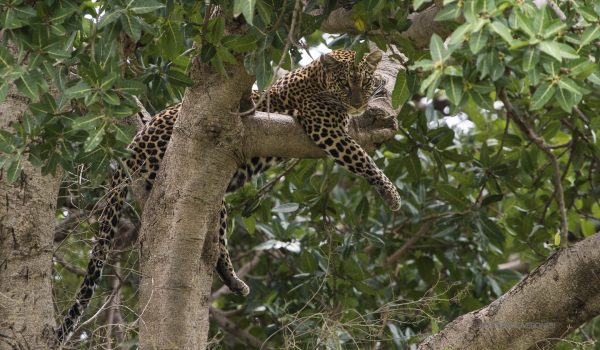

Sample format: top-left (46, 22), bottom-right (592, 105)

top-left (0, 88), bottom-right (61, 349)
top-left (138, 58), bottom-right (254, 349)
top-left (419, 232), bottom-right (600, 350)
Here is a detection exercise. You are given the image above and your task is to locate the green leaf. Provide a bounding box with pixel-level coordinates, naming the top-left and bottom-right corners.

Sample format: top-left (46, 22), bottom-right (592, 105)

top-left (391, 71), bottom-right (410, 109)
top-left (206, 17), bottom-right (225, 43)
top-left (0, 46), bottom-right (15, 67)
top-left (129, 0), bottom-right (165, 14)
top-left (447, 23), bottom-right (473, 46)
top-left (102, 91), bottom-right (121, 105)
top-left (6, 156), bottom-right (22, 183)
top-left (160, 20), bottom-right (180, 59)
top-left (490, 21), bottom-right (513, 43)
top-left (522, 48), bottom-right (539, 71)
top-left (14, 78), bottom-right (38, 100)
top-left (200, 43), bottom-right (216, 62)
top-left (0, 8), bottom-right (24, 29)
top-left (100, 72), bottom-right (119, 90)
top-left (463, 0), bottom-right (479, 22)
top-left (469, 29), bottom-right (489, 54)
top-left (539, 41), bottom-right (579, 61)
top-left (272, 203), bottom-right (299, 213)
top-left (530, 82), bottom-right (556, 110)
top-left (429, 34), bottom-right (448, 63)
top-left (166, 69), bottom-right (194, 87)
top-left (419, 69), bottom-right (442, 96)
top-left (479, 215), bottom-right (504, 246)
top-left (481, 194), bottom-right (503, 206)
top-left (216, 47), bottom-right (237, 65)
top-left (255, 0), bottom-right (272, 25)
top-left (0, 130), bottom-right (14, 153)
top-left (234, 0), bottom-right (257, 25)
top-left (71, 115), bottom-right (103, 130)
top-left (515, 11), bottom-right (535, 37)
top-left (555, 87), bottom-right (574, 113)
top-left (413, 0), bottom-right (431, 10)
top-left (0, 83), bottom-right (8, 104)
top-left (112, 124), bottom-right (136, 144)
top-left (115, 80), bottom-right (146, 95)
top-left (222, 35), bottom-right (257, 53)
top-left (437, 184), bottom-right (471, 209)
top-left (435, 3), bottom-right (461, 21)
top-left (542, 21), bottom-right (566, 39)
top-left (84, 127), bottom-right (105, 152)
top-left (50, 5), bottom-right (77, 24)
top-left (21, 112), bottom-right (36, 135)
top-left (532, 6), bottom-right (549, 36)
top-left (255, 51), bottom-right (273, 90)
top-left (580, 25), bottom-right (600, 47)
top-left (557, 77), bottom-right (588, 95)
top-left (98, 9), bottom-right (125, 29)
top-left (443, 76), bottom-right (464, 105)
top-left (416, 257), bottom-right (436, 285)
top-left (121, 15), bottom-right (142, 41)
top-left (65, 81), bottom-right (93, 99)
top-left (404, 152), bottom-right (422, 181)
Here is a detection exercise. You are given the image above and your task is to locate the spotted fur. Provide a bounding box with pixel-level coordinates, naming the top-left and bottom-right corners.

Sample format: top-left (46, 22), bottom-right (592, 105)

top-left (56, 49), bottom-right (400, 342)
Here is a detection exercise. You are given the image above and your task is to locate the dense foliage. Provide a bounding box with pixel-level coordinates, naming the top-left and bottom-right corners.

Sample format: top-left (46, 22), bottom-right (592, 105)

top-left (1, 0), bottom-right (599, 348)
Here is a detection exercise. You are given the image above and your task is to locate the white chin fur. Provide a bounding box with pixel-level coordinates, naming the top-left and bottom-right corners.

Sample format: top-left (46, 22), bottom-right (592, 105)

top-left (348, 110), bottom-right (365, 117)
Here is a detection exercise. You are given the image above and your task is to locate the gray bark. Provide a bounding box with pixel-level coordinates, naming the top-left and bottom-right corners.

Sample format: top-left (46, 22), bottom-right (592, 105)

top-left (419, 232), bottom-right (600, 350)
top-left (137, 59), bottom-right (255, 349)
top-left (0, 87), bottom-right (61, 349)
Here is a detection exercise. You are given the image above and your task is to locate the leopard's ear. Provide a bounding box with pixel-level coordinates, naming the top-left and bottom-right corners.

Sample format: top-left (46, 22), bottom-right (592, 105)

top-left (365, 51), bottom-right (383, 67)
top-left (320, 53), bottom-right (339, 69)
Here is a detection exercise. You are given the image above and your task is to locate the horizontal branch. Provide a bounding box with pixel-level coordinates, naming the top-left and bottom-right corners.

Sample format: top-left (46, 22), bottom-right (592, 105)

top-left (241, 108), bottom-right (398, 159)
top-left (419, 232), bottom-right (600, 349)
top-left (318, 4), bottom-right (454, 48)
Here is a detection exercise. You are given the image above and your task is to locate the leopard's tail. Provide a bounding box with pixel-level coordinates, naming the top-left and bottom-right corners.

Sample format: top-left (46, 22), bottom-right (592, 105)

top-left (56, 167), bottom-right (129, 342)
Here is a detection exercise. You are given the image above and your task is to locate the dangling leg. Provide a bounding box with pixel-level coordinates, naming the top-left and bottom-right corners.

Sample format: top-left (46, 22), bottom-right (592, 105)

top-left (226, 156), bottom-right (283, 193)
top-left (215, 202), bottom-right (250, 296)
top-left (298, 111), bottom-right (401, 211)
top-left (214, 156), bottom-right (284, 295)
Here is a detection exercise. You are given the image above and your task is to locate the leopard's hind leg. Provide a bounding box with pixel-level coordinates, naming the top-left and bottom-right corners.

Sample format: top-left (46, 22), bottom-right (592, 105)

top-left (215, 156), bottom-right (282, 295)
top-left (215, 202), bottom-right (250, 296)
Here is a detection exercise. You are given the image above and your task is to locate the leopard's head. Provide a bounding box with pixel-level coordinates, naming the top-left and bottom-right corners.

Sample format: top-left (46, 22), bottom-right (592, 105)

top-left (320, 50), bottom-right (384, 116)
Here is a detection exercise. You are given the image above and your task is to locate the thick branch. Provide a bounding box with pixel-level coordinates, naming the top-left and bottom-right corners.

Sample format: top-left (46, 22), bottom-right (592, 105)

top-left (318, 4), bottom-right (454, 48)
top-left (419, 232), bottom-right (600, 349)
top-left (242, 110), bottom-right (397, 159)
top-left (401, 6), bottom-right (455, 48)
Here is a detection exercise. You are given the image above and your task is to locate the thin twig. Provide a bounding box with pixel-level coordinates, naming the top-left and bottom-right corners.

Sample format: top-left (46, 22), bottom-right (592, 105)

top-left (547, 1), bottom-right (567, 21)
top-left (385, 221), bottom-right (433, 266)
top-left (54, 252), bottom-right (86, 276)
top-left (105, 261), bottom-right (125, 348)
top-left (499, 89), bottom-right (568, 247)
top-left (209, 307), bottom-right (272, 349)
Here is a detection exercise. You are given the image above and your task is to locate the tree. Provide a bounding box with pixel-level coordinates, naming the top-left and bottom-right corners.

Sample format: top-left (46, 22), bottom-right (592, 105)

top-left (0, 85), bottom-right (60, 350)
top-left (0, 0), bottom-right (599, 349)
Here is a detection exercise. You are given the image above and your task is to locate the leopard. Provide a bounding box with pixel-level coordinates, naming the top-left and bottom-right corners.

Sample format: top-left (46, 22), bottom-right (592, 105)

top-left (56, 49), bottom-right (401, 342)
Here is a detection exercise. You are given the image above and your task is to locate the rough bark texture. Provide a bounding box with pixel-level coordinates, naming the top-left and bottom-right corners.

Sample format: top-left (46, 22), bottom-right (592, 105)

top-left (0, 87), bottom-right (61, 349)
top-left (138, 59), bottom-right (254, 349)
top-left (317, 4), bottom-right (452, 48)
top-left (419, 232), bottom-right (600, 350)
top-left (401, 6), bottom-right (455, 48)
top-left (242, 109), bottom-right (398, 159)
